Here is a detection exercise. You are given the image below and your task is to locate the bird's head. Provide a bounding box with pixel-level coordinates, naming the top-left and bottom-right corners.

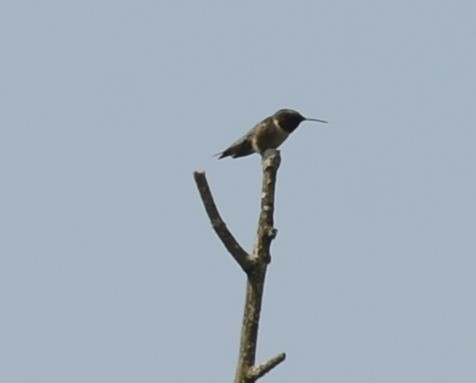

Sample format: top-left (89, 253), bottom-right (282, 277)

top-left (273, 109), bottom-right (327, 133)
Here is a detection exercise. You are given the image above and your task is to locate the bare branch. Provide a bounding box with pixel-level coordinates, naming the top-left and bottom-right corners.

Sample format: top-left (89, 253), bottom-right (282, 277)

top-left (253, 149), bottom-right (281, 263)
top-left (193, 149), bottom-right (285, 383)
top-left (193, 171), bottom-right (251, 272)
top-left (234, 149), bottom-right (283, 383)
top-left (247, 353), bottom-right (286, 380)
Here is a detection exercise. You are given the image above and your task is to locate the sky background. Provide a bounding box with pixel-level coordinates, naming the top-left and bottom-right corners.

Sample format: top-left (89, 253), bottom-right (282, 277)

top-left (1, 1), bottom-right (475, 382)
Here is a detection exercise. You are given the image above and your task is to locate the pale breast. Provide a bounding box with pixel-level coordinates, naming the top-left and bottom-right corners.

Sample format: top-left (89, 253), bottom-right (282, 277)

top-left (251, 119), bottom-right (290, 153)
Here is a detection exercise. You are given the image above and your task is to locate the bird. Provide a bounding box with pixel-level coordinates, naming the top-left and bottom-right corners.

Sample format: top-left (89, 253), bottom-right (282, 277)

top-left (215, 109), bottom-right (328, 159)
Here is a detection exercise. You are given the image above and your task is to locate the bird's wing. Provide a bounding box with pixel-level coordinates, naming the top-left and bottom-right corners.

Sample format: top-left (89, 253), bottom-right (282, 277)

top-left (213, 124), bottom-right (260, 159)
top-left (225, 126), bottom-right (255, 148)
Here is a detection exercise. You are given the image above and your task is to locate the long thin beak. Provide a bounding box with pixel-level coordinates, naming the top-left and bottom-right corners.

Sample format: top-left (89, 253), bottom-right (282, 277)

top-left (305, 117), bottom-right (328, 124)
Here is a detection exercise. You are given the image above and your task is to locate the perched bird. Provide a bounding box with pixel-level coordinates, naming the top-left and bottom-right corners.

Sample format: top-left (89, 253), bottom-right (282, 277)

top-left (215, 109), bottom-right (327, 159)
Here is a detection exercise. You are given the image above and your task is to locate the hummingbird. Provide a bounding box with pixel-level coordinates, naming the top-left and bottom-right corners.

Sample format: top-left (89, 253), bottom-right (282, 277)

top-left (215, 109), bottom-right (328, 159)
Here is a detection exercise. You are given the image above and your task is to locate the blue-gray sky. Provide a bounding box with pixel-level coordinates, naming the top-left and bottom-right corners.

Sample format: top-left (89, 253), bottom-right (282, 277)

top-left (1, 1), bottom-right (475, 382)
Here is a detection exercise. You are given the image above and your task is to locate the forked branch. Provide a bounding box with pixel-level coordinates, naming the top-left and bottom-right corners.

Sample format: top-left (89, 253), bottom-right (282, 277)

top-left (193, 149), bottom-right (284, 383)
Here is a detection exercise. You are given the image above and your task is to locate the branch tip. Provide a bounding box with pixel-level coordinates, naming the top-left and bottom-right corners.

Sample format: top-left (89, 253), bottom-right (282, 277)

top-left (247, 352), bottom-right (286, 380)
top-left (193, 170), bottom-right (251, 272)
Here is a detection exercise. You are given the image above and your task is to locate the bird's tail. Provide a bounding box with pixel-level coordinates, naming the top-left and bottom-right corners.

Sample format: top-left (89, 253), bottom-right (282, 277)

top-left (212, 151), bottom-right (228, 159)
